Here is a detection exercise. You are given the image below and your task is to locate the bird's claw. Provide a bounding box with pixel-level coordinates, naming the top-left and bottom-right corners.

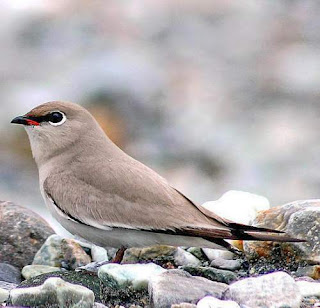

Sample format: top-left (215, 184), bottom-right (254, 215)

top-left (76, 260), bottom-right (110, 273)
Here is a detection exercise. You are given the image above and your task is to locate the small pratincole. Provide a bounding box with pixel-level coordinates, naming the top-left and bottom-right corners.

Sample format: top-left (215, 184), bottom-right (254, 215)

top-left (11, 101), bottom-right (304, 257)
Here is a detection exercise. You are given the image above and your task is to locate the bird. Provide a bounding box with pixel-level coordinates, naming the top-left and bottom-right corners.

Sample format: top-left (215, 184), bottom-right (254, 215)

top-left (11, 101), bottom-right (303, 260)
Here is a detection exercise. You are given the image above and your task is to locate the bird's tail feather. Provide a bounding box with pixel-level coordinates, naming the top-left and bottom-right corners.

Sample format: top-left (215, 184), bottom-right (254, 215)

top-left (173, 188), bottom-right (305, 243)
top-left (227, 222), bottom-right (284, 234)
top-left (228, 222), bottom-right (306, 242)
top-left (184, 226), bottom-right (306, 242)
top-left (240, 231), bottom-right (306, 242)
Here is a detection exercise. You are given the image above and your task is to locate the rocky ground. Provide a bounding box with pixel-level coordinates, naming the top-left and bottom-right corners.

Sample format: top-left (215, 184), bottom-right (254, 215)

top-left (0, 199), bottom-right (319, 308)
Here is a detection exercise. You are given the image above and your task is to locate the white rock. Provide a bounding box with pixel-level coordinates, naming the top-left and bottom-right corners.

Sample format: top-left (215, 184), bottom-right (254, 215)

top-left (296, 280), bottom-right (320, 297)
top-left (174, 247), bottom-right (201, 266)
top-left (197, 296), bottom-right (240, 308)
top-left (202, 190), bottom-right (270, 225)
top-left (0, 288), bottom-right (9, 303)
top-left (98, 263), bottom-right (166, 290)
top-left (210, 258), bottom-right (241, 271)
top-left (202, 249), bottom-right (234, 262)
top-left (91, 245), bottom-right (109, 262)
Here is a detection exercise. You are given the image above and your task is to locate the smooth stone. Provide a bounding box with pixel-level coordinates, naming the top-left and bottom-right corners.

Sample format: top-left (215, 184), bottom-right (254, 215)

top-left (202, 249), bottom-right (235, 262)
top-left (174, 248), bottom-right (201, 266)
top-left (225, 271), bottom-right (302, 308)
top-left (98, 263), bottom-right (166, 290)
top-left (16, 270), bottom-right (149, 306)
top-left (296, 265), bottom-right (320, 280)
top-left (243, 199), bottom-right (320, 264)
top-left (296, 280), bottom-right (320, 297)
top-left (0, 263), bottom-right (21, 284)
top-left (0, 201), bottom-right (54, 269)
top-left (16, 271), bottom-right (104, 304)
top-left (0, 287), bottom-right (9, 303)
top-left (59, 238), bottom-right (92, 269)
top-left (33, 234), bottom-right (91, 269)
top-left (210, 258), bottom-right (241, 271)
top-left (181, 266), bottom-right (237, 284)
top-left (197, 296), bottom-right (240, 308)
top-left (22, 265), bottom-right (61, 280)
top-left (91, 245), bottom-right (108, 262)
top-left (122, 245), bottom-right (176, 264)
top-left (10, 277), bottom-right (94, 307)
top-left (202, 190), bottom-right (270, 225)
top-left (149, 269), bottom-right (228, 308)
top-left (32, 234), bottom-right (65, 267)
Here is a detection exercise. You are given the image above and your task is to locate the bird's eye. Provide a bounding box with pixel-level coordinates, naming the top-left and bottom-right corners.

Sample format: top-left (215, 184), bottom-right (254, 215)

top-left (48, 111), bottom-right (66, 126)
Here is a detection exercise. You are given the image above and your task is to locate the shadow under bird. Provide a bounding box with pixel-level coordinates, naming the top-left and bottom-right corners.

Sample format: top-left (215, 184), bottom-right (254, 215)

top-left (11, 101), bottom-right (304, 257)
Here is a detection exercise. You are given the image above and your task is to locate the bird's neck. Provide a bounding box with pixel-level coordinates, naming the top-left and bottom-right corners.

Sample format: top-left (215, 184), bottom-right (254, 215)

top-left (35, 129), bottom-right (126, 180)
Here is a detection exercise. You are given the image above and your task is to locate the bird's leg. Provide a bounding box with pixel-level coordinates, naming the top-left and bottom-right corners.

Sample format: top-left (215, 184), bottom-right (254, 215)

top-left (76, 246), bottom-right (126, 273)
top-left (111, 246), bottom-right (127, 263)
top-left (75, 259), bottom-right (109, 273)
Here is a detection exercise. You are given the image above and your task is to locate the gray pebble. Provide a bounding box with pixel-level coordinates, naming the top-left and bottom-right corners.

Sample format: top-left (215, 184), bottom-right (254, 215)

top-left (174, 248), bottom-right (201, 267)
top-left (181, 266), bottom-right (237, 284)
top-left (0, 281), bottom-right (18, 291)
top-left (202, 249), bottom-right (235, 262)
top-left (149, 269), bottom-right (228, 308)
top-left (225, 271), bottom-right (302, 308)
top-left (210, 258), bottom-right (241, 271)
top-left (21, 265), bottom-right (61, 280)
top-left (0, 263), bottom-right (21, 284)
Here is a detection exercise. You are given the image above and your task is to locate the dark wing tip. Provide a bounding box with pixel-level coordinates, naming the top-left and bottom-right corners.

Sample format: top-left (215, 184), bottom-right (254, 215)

top-left (229, 222), bottom-right (285, 234)
top-left (284, 237), bottom-right (307, 243)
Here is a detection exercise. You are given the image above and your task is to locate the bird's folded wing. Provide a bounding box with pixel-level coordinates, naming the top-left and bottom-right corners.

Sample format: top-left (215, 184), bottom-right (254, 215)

top-left (43, 158), bottom-right (235, 236)
top-left (44, 158), bottom-right (299, 242)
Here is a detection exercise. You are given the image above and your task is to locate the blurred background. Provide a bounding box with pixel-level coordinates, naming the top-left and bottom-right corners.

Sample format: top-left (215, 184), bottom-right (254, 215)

top-left (1, 0), bottom-right (320, 232)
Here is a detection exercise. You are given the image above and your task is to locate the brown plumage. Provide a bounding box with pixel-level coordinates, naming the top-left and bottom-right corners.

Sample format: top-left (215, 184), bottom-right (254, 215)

top-left (11, 101), bottom-right (304, 250)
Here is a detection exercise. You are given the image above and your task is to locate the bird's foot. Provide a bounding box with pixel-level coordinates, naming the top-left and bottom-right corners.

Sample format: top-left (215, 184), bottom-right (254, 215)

top-left (76, 246), bottom-right (127, 273)
top-left (76, 260), bottom-right (110, 273)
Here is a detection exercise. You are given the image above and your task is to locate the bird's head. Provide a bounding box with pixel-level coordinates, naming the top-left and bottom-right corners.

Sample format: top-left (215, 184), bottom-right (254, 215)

top-left (11, 101), bottom-right (106, 166)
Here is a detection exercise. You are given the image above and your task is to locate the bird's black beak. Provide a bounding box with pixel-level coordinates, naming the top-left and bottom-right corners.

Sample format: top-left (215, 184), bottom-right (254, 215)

top-left (11, 116), bottom-right (28, 125)
top-left (11, 115), bottom-right (40, 126)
